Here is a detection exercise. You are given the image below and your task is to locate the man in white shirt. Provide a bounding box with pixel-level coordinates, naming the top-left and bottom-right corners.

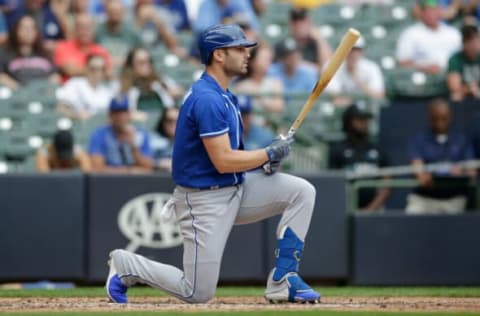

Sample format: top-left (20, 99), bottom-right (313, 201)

top-left (327, 37), bottom-right (385, 104)
top-left (56, 54), bottom-right (115, 120)
top-left (396, 0), bottom-right (461, 74)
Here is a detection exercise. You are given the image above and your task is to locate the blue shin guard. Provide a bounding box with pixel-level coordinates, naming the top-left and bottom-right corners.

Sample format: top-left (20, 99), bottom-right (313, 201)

top-left (273, 227), bottom-right (304, 281)
top-left (269, 227), bottom-right (320, 303)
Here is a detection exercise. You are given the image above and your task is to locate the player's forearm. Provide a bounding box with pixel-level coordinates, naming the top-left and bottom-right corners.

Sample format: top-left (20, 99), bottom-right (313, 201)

top-left (210, 149), bottom-right (268, 174)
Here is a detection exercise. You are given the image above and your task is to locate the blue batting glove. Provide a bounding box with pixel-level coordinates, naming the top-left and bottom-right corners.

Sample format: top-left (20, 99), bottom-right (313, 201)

top-left (265, 135), bottom-right (293, 163)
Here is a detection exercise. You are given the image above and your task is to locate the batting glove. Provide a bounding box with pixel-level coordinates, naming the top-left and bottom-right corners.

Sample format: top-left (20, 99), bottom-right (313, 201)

top-left (262, 160), bottom-right (281, 175)
top-left (265, 135), bottom-right (293, 163)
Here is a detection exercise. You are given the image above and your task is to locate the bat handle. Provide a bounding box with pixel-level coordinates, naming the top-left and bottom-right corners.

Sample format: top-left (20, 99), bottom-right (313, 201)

top-left (286, 128), bottom-right (296, 139)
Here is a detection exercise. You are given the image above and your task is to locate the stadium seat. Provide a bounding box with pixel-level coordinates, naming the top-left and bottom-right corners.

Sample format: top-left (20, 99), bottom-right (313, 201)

top-left (3, 130), bottom-right (42, 162)
top-left (22, 113), bottom-right (64, 138)
top-left (387, 69), bottom-right (448, 98)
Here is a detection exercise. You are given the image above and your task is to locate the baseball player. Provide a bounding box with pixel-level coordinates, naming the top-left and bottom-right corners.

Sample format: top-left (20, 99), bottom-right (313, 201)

top-left (106, 24), bottom-right (320, 304)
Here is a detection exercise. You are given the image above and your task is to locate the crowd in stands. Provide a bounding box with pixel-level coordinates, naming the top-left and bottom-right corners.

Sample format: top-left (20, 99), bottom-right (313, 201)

top-left (0, 0), bottom-right (480, 215)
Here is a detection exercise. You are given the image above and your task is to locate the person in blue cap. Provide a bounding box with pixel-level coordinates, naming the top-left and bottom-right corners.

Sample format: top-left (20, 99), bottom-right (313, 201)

top-left (106, 24), bottom-right (320, 304)
top-left (88, 95), bottom-right (153, 173)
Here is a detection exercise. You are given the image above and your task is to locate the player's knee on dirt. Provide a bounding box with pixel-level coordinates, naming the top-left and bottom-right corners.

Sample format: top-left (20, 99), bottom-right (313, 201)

top-left (184, 286), bottom-right (216, 304)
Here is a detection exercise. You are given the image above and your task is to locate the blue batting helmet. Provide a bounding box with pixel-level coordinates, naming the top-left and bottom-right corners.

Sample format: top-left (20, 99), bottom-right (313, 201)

top-left (198, 24), bottom-right (257, 64)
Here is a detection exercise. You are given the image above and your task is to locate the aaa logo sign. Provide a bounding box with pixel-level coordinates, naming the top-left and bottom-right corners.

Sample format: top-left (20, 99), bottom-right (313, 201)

top-left (118, 193), bottom-right (182, 252)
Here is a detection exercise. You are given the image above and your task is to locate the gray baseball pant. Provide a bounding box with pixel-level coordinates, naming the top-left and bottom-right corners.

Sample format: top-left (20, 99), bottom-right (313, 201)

top-left (111, 172), bottom-right (316, 303)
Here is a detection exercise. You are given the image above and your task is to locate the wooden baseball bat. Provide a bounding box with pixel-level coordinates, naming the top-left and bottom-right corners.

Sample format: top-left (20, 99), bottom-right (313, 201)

top-left (287, 28), bottom-right (361, 137)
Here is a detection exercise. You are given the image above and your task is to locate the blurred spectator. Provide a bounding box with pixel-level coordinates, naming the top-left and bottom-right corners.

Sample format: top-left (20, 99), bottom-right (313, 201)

top-left (0, 0), bottom-right (22, 14)
top-left (155, 0), bottom-right (190, 32)
top-left (0, 15), bottom-right (59, 90)
top-left (96, 0), bottom-right (140, 69)
top-left (66, 0), bottom-right (91, 35)
top-left (86, 0), bottom-right (134, 18)
top-left (193, 0), bottom-right (259, 33)
top-left (447, 24), bottom-right (480, 102)
top-left (238, 95), bottom-right (274, 150)
top-left (396, 0), bottom-right (461, 74)
top-left (0, 10), bottom-right (7, 45)
top-left (413, 0), bottom-right (461, 22)
top-left (268, 37), bottom-right (318, 95)
top-left (88, 95), bottom-right (153, 173)
top-left (7, 0), bottom-right (67, 52)
top-left (56, 54), bottom-right (115, 120)
top-left (327, 37), bottom-right (385, 106)
top-left (237, 16), bottom-right (257, 42)
top-left (460, 0), bottom-right (480, 21)
top-left (36, 130), bottom-right (91, 172)
top-left (406, 98), bottom-right (476, 214)
top-left (234, 44), bottom-right (284, 114)
top-left (335, 0), bottom-right (394, 4)
top-left (53, 13), bottom-right (112, 81)
top-left (150, 106), bottom-right (179, 172)
top-left (133, 0), bottom-right (186, 58)
top-left (329, 103), bottom-right (390, 212)
top-left (250, 0), bottom-right (267, 15)
top-left (116, 47), bottom-right (182, 113)
top-left (287, 7), bottom-right (332, 71)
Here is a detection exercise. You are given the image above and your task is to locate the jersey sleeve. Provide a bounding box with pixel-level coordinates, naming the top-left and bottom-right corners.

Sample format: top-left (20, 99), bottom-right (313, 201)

top-left (193, 93), bottom-right (230, 138)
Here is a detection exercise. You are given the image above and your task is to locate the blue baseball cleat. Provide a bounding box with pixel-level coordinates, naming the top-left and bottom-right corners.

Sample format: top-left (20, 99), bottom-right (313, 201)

top-left (265, 268), bottom-right (321, 304)
top-left (105, 257), bottom-right (128, 304)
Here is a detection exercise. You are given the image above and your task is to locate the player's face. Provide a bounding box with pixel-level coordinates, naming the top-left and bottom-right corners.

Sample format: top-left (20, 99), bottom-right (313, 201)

top-left (223, 46), bottom-right (251, 76)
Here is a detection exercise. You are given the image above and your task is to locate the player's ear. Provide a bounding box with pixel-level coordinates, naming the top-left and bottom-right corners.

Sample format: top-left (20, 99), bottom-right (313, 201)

top-left (212, 49), bottom-right (226, 64)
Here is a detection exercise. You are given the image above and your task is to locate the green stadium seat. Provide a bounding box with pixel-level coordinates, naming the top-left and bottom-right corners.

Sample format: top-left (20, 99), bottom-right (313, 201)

top-left (387, 69), bottom-right (448, 98)
top-left (22, 113), bottom-right (64, 138)
top-left (3, 130), bottom-right (41, 162)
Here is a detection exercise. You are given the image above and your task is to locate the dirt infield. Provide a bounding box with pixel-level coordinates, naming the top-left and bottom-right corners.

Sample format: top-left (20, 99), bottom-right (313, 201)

top-left (1, 296), bottom-right (480, 313)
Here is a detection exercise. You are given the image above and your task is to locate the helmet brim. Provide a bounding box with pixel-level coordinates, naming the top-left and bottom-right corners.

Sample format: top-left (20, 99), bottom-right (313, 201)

top-left (220, 39), bottom-right (257, 49)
